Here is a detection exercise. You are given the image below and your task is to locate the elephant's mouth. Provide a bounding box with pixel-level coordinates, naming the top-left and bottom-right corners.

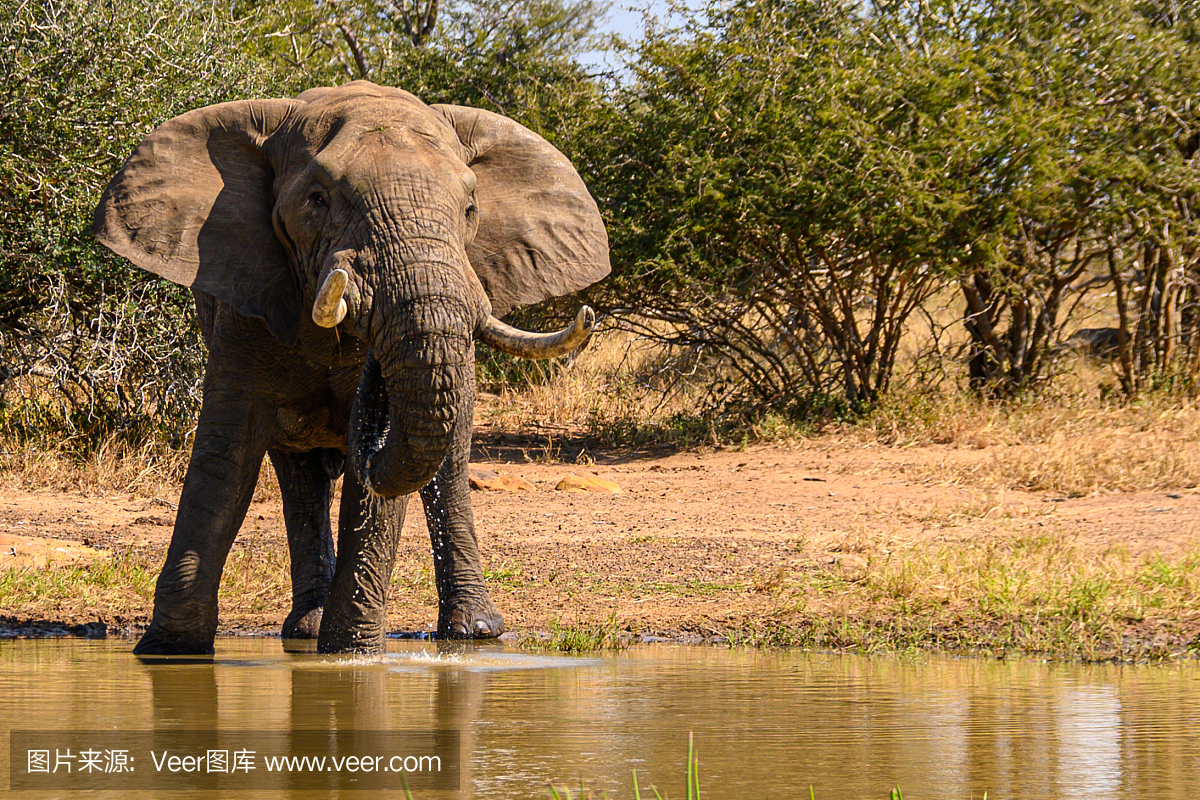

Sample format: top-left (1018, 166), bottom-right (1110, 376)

top-left (347, 352), bottom-right (391, 492)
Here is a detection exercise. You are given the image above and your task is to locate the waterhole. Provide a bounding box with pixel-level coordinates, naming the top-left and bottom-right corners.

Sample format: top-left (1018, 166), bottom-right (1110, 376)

top-left (1, 638), bottom-right (1197, 798)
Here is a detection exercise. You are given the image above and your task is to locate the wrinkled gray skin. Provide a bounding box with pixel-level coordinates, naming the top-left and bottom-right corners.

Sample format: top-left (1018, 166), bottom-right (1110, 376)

top-left (93, 81), bottom-right (610, 654)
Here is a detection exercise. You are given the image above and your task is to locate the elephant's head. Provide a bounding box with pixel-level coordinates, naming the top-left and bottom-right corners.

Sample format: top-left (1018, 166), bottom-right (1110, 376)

top-left (93, 81), bottom-right (609, 498)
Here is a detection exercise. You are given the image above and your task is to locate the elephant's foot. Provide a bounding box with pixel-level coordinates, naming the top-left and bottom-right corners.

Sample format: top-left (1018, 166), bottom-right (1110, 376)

top-left (282, 606), bottom-right (324, 639)
top-left (133, 623), bottom-right (216, 656)
top-left (438, 593), bottom-right (505, 639)
top-left (316, 629), bottom-right (384, 654)
top-left (316, 608), bottom-right (386, 654)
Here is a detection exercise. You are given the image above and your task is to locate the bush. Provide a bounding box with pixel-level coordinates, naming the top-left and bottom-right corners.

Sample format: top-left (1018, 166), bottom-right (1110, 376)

top-left (582, 0), bottom-right (1200, 410)
top-left (0, 0), bottom-right (281, 445)
top-left (585, 0), bottom-right (959, 410)
top-left (927, 1), bottom-right (1200, 396)
top-left (5, 0), bottom-right (1200, 451)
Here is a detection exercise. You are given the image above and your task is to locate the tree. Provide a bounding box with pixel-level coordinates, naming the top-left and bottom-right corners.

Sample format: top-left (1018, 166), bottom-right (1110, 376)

top-left (241, 0), bottom-right (608, 98)
top-left (585, 0), bottom-right (956, 410)
top-left (585, 0), bottom-right (1200, 409)
top-left (905, 0), bottom-right (1200, 396)
top-left (239, 0), bottom-right (611, 186)
top-left (0, 0), bottom-right (277, 442)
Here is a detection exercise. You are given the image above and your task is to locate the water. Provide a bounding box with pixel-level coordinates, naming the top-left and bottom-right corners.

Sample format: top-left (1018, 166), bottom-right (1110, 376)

top-left (1, 637), bottom-right (1198, 799)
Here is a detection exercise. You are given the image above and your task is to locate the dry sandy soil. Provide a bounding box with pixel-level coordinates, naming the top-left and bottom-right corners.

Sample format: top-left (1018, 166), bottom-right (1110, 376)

top-left (2, 431), bottom-right (1198, 650)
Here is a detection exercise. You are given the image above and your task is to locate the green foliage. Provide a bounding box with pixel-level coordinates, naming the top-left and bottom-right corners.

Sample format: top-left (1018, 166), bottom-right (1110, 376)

top-left (900, 1), bottom-right (1200, 395)
top-left (0, 0), bottom-right (611, 446)
top-left (0, 0), bottom-right (276, 444)
top-left (582, 0), bottom-right (1200, 410)
top-left (585, 0), bottom-right (962, 409)
top-left (4, 0), bottom-right (1200, 446)
top-left (241, 0), bottom-right (608, 136)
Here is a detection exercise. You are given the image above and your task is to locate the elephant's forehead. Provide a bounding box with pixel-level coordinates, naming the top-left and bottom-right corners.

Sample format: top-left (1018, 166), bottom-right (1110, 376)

top-left (302, 102), bottom-right (462, 184)
top-left (314, 133), bottom-right (463, 195)
top-left (303, 95), bottom-right (458, 153)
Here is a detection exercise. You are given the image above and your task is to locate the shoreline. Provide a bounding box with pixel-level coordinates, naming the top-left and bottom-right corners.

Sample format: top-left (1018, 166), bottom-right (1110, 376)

top-left (3, 441), bottom-right (1199, 664)
top-left (3, 615), bottom-right (1197, 664)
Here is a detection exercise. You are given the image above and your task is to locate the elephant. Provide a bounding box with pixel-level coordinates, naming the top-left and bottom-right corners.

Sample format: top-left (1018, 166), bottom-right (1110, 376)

top-left (93, 80), bottom-right (610, 654)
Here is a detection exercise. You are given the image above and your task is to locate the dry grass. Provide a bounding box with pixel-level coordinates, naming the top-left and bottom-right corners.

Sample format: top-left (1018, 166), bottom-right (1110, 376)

top-left (863, 530), bottom-right (1200, 627)
top-left (857, 381), bottom-right (1200, 495)
top-left (5, 328), bottom-right (1200, 499)
top-left (0, 437), bottom-right (190, 497)
top-left (965, 431), bottom-right (1200, 495)
top-left (732, 530), bottom-right (1200, 659)
top-left (3, 486), bottom-right (1198, 659)
top-left (0, 433), bottom-right (287, 501)
top-left (4, 327), bottom-right (1200, 500)
top-left (477, 328), bottom-right (719, 448)
top-left (0, 535), bottom-right (434, 631)
top-left (477, 328), bottom-right (1200, 496)
top-left (0, 545), bottom-right (160, 623)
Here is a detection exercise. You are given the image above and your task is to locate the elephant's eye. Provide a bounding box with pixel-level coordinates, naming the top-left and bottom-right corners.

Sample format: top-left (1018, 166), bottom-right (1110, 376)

top-left (465, 203), bottom-right (477, 219)
top-left (309, 192), bottom-right (327, 208)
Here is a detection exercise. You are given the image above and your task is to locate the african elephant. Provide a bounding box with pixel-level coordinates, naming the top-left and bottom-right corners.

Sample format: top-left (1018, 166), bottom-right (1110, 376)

top-left (93, 81), bottom-right (610, 654)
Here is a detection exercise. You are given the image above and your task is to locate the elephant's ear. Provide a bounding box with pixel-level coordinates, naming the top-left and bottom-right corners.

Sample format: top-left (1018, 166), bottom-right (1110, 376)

top-left (431, 104), bottom-right (610, 318)
top-left (93, 99), bottom-right (305, 345)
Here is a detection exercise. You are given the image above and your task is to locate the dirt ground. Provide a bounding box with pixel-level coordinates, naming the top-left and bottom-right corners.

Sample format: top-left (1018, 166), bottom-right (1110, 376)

top-left (2, 431), bottom-right (1199, 651)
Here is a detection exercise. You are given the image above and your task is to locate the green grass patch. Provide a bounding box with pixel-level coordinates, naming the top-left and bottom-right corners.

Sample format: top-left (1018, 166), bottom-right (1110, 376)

top-left (521, 614), bottom-right (630, 652)
top-left (483, 561), bottom-right (525, 590)
top-left (710, 532), bottom-right (1200, 660)
top-left (0, 549), bottom-right (158, 617)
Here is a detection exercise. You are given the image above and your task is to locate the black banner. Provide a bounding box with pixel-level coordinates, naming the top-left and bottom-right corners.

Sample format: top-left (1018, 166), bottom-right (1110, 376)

top-left (8, 730), bottom-right (459, 791)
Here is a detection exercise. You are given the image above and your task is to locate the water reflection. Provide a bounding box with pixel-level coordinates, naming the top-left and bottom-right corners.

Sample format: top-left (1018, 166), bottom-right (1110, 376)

top-left (0, 639), bottom-right (1197, 799)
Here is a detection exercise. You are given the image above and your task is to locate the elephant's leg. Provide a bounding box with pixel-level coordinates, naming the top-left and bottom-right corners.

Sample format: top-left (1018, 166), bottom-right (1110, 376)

top-left (317, 466), bottom-right (409, 653)
top-left (134, 387), bottom-right (269, 655)
top-left (270, 448), bottom-right (340, 639)
top-left (419, 384), bottom-right (505, 640)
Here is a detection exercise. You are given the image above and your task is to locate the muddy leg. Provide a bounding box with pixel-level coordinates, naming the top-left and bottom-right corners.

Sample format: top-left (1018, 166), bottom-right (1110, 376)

top-left (270, 448), bottom-right (340, 639)
top-left (134, 387), bottom-right (267, 655)
top-left (317, 466), bottom-right (408, 653)
top-left (419, 378), bottom-right (504, 639)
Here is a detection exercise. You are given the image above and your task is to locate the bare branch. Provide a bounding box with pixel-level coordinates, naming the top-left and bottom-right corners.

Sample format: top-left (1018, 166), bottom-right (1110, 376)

top-left (337, 21), bottom-right (370, 77)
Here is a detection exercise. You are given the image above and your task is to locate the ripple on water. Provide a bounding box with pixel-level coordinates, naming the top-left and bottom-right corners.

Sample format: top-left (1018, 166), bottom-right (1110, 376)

top-left (350, 648), bottom-right (602, 673)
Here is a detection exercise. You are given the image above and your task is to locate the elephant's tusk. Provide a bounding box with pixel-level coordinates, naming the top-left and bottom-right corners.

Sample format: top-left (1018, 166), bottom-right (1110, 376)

top-left (312, 268), bottom-right (349, 328)
top-left (476, 306), bottom-right (596, 359)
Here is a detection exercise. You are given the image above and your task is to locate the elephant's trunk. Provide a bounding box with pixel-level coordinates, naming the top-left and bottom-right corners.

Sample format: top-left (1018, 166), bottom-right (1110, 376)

top-left (347, 261), bottom-right (473, 497)
top-left (348, 348), bottom-right (468, 497)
